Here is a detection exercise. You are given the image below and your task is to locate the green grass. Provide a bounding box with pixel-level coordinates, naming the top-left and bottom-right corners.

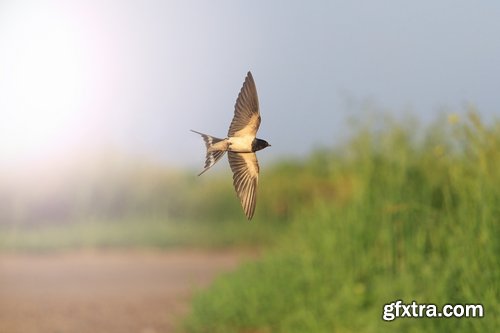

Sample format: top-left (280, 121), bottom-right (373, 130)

top-left (0, 152), bottom-right (289, 252)
top-left (1, 110), bottom-right (498, 331)
top-left (0, 217), bottom-right (282, 252)
top-left (183, 112), bottom-right (500, 332)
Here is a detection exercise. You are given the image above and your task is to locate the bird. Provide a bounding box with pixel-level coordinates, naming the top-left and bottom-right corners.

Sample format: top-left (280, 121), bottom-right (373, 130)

top-left (191, 71), bottom-right (270, 220)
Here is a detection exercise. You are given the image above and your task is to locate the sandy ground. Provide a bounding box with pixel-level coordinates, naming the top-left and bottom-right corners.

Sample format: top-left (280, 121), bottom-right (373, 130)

top-left (0, 250), bottom-right (250, 333)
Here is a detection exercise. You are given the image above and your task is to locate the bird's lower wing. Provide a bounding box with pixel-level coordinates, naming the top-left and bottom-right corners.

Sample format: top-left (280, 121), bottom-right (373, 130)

top-left (228, 152), bottom-right (259, 220)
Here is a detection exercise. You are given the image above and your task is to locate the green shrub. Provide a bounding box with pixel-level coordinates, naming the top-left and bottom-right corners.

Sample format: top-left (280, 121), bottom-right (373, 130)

top-left (184, 112), bottom-right (500, 332)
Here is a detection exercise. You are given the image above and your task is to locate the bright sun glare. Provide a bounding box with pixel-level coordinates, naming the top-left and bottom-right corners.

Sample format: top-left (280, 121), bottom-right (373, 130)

top-left (0, 5), bottom-right (86, 166)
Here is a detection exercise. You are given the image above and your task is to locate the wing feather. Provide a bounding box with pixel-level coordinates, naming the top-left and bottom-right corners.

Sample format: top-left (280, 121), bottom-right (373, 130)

top-left (228, 72), bottom-right (261, 138)
top-left (228, 152), bottom-right (259, 220)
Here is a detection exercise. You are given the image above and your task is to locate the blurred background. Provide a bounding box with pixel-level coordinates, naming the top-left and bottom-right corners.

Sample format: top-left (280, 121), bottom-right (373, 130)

top-left (0, 1), bottom-right (499, 332)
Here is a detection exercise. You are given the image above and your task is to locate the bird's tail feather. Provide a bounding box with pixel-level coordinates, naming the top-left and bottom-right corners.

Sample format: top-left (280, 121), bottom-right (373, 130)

top-left (191, 130), bottom-right (227, 176)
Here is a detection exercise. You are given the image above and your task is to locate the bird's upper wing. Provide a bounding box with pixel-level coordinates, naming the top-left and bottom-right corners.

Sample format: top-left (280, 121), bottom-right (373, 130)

top-left (228, 151), bottom-right (259, 220)
top-left (227, 71), bottom-right (261, 138)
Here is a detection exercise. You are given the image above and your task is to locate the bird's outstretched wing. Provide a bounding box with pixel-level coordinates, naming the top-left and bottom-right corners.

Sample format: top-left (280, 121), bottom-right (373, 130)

top-left (228, 151), bottom-right (259, 220)
top-left (227, 71), bottom-right (261, 138)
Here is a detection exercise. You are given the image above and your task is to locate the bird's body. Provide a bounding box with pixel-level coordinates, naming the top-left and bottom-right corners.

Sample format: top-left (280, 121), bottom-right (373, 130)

top-left (227, 136), bottom-right (255, 153)
top-left (191, 71), bottom-right (270, 220)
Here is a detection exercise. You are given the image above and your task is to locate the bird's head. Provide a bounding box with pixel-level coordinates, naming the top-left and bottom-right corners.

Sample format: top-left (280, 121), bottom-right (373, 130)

top-left (253, 138), bottom-right (271, 152)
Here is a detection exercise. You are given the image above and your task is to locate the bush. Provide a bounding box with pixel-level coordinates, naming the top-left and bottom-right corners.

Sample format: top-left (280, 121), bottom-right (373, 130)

top-left (184, 112), bottom-right (500, 332)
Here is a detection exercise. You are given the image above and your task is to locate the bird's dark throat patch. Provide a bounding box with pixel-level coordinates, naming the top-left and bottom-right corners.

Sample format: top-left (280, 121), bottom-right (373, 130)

top-left (252, 138), bottom-right (270, 152)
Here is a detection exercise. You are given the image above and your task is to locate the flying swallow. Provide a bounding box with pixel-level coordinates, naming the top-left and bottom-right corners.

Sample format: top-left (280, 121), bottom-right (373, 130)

top-left (191, 71), bottom-right (270, 220)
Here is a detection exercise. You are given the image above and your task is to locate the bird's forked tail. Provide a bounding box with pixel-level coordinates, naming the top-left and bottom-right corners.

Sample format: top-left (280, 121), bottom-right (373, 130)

top-left (191, 130), bottom-right (227, 175)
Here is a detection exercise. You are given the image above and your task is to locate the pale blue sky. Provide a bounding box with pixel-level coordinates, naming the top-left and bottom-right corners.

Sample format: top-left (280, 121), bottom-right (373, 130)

top-left (1, 1), bottom-right (499, 168)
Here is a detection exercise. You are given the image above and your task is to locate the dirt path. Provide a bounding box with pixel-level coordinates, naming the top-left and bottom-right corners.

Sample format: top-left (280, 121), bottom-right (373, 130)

top-left (0, 250), bottom-right (251, 333)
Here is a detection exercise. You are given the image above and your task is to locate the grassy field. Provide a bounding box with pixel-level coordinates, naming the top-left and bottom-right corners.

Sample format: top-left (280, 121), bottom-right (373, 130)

top-left (0, 155), bottom-right (286, 252)
top-left (0, 218), bottom-right (282, 251)
top-left (1, 111), bottom-right (498, 332)
top-left (183, 112), bottom-right (500, 332)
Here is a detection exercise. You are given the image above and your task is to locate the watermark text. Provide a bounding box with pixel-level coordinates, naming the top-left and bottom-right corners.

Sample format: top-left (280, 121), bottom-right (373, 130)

top-left (382, 300), bottom-right (484, 321)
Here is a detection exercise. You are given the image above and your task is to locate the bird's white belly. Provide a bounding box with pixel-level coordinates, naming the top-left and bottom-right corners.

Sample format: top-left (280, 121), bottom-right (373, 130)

top-left (227, 136), bottom-right (254, 153)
